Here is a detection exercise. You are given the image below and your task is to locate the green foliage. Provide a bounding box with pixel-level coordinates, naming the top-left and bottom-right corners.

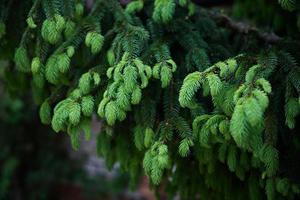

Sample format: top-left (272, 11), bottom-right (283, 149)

top-left (279, 0), bottom-right (297, 11)
top-left (98, 53), bottom-right (153, 125)
top-left (45, 52), bottom-right (72, 84)
top-left (0, 100), bottom-right (123, 200)
top-left (14, 47), bottom-right (31, 72)
top-left (85, 31), bottom-right (104, 54)
top-left (39, 100), bottom-right (52, 124)
top-left (178, 138), bottom-right (193, 157)
top-left (233, 0), bottom-right (300, 34)
top-left (179, 71), bottom-right (202, 108)
top-left (0, 157), bottom-right (18, 199)
top-left (153, 0), bottom-right (176, 23)
top-left (125, 0), bottom-right (144, 14)
top-left (41, 15), bottom-right (65, 44)
top-left (180, 51), bottom-right (299, 197)
top-left (153, 59), bottom-right (177, 88)
top-left (31, 57), bottom-right (41, 74)
top-left (26, 17), bottom-right (37, 29)
top-left (0, 22), bottom-right (5, 39)
top-left (143, 142), bottom-right (169, 185)
top-left (1, 0), bottom-right (300, 199)
top-left (285, 97), bottom-right (300, 129)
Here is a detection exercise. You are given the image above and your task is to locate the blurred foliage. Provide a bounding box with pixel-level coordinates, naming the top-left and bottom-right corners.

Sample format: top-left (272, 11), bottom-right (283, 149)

top-left (0, 63), bottom-right (131, 200)
top-left (232, 0), bottom-right (300, 37)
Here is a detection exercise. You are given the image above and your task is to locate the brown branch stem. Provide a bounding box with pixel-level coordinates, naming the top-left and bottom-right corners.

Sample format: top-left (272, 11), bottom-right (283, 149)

top-left (209, 11), bottom-right (282, 44)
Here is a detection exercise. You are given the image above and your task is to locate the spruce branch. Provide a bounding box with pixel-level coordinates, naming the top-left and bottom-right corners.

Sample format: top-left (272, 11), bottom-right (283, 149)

top-left (2, 0), bottom-right (300, 199)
